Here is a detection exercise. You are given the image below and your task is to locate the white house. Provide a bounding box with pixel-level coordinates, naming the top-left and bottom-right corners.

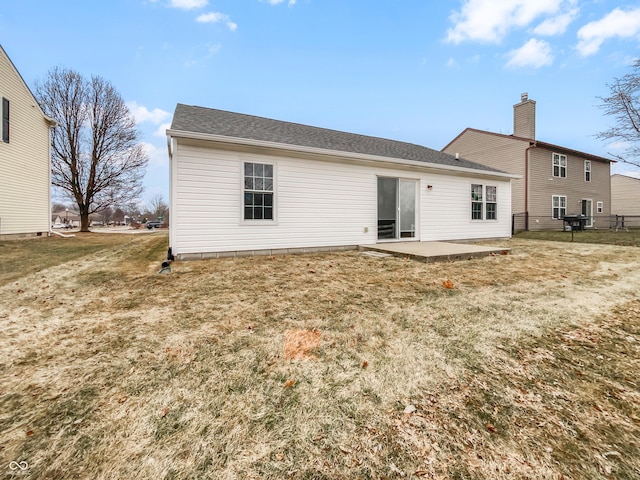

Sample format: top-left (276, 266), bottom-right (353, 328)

top-left (0, 44), bottom-right (57, 239)
top-left (167, 105), bottom-right (517, 260)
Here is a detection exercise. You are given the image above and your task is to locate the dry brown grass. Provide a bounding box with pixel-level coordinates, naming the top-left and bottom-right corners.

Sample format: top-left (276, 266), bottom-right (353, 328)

top-left (1, 234), bottom-right (639, 479)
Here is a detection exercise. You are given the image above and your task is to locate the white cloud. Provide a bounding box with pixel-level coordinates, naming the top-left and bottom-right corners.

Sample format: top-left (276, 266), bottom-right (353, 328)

top-left (127, 101), bottom-right (171, 125)
top-left (576, 7), bottom-right (640, 57)
top-left (446, 0), bottom-right (572, 44)
top-left (169, 0), bottom-right (207, 9)
top-left (154, 122), bottom-right (172, 137)
top-left (533, 8), bottom-right (578, 36)
top-left (506, 38), bottom-right (554, 68)
top-left (140, 142), bottom-right (168, 167)
top-left (262, 0), bottom-right (296, 6)
top-left (447, 57), bottom-right (456, 67)
top-left (196, 12), bottom-right (237, 30)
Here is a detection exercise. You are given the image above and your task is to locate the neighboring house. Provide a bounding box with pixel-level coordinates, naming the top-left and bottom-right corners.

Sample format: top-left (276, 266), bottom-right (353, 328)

top-left (611, 174), bottom-right (640, 218)
top-left (0, 44), bottom-right (57, 239)
top-left (51, 210), bottom-right (80, 229)
top-left (443, 94), bottom-right (612, 230)
top-left (167, 104), bottom-right (518, 260)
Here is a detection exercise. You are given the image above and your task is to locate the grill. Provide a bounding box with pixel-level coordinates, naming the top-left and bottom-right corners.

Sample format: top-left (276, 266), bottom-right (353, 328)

top-left (562, 214), bottom-right (588, 241)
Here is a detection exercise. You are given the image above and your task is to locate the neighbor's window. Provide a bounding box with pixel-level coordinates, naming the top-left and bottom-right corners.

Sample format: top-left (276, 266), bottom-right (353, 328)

top-left (244, 162), bottom-right (274, 220)
top-left (597, 201), bottom-right (603, 214)
top-left (584, 160), bottom-right (591, 182)
top-left (1, 98), bottom-right (9, 143)
top-left (471, 184), bottom-right (497, 221)
top-left (553, 153), bottom-right (567, 178)
top-left (552, 195), bottom-right (566, 219)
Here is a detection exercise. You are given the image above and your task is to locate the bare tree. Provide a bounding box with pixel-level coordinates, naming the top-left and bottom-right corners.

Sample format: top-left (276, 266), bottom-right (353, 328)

top-left (36, 67), bottom-right (148, 231)
top-left (149, 193), bottom-right (169, 222)
top-left (597, 59), bottom-right (640, 167)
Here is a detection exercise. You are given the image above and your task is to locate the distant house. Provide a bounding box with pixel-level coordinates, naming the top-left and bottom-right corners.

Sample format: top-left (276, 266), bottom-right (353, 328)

top-left (0, 44), bottom-right (57, 239)
top-left (443, 94), bottom-right (612, 230)
top-left (166, 104), bottom-right (518, 260)
top-left (611, 174), bottom-right (640, 217)
top-left (51, 210), bottom-right (80, 229)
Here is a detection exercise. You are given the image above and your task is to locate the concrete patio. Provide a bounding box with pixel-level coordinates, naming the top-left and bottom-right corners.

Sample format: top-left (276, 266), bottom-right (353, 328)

top-left (359, 241), bottom-right (510, 262)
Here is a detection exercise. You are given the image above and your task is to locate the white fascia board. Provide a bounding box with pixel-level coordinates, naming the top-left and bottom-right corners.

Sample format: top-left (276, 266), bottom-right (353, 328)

top-left (167, 129), bottom-right (521, 180)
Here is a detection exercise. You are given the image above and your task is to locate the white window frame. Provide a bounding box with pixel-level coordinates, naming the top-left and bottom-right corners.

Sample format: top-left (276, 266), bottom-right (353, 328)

top-left (471, 184), bottom-right (498, 221)
top-left (552, 195), bottom-right (566, 219)
top-left (597, 201), bottom-right (603, 214)
top-left (242, 161), bottom-right (275, 222)
top-left (584, 160), bottom-right (591, 182)
top-left (553, 153), bottom-right (567, 178)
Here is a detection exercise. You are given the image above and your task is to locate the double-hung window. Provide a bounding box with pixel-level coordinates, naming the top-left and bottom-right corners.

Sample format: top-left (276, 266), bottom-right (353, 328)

top-left (471, 184), bottom-right (497, 220)
top-left (243, 162), bottom-right (274, 220)
top-left (552, 195), bottom-right (566, 219)
top-left (553, 153), bottom-right (566, 178)
top-left (597, 201), bottom-right (603, 214)
top-left (486, 186), bottom-right (497, 220)
top-left (1, 97), bottom-right (9, 143)
top-left (584, 160), bottom-right (591, 182)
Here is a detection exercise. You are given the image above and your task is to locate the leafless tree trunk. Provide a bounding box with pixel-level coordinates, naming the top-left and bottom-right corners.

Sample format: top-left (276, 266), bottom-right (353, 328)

top-left (36, 68), bottom-right (148, 232)
top-left (597, 59), bottom-right (640, 168)
top-left (149, 193), bottom-right (169, 222)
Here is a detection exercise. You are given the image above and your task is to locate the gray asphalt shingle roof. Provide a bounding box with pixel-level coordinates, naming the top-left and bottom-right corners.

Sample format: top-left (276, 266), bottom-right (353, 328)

top-left (171, 104), bottom-right (507, 174)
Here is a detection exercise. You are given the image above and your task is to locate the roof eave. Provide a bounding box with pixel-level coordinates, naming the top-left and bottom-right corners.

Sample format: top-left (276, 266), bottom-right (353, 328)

top-left (167, 129), bottom-right (521, 180)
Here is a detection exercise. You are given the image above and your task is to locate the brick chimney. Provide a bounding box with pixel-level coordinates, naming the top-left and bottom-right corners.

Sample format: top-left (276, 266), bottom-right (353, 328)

top-left (513, 92), bottom-right (536, 140)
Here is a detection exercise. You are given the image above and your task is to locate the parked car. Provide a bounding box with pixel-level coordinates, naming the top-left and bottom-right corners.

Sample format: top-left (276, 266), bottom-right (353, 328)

top-left (146, 221), bottom-right (163, 229)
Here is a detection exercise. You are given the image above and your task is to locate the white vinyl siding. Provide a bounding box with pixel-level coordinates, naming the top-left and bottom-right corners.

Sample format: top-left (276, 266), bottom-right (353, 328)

top-left (0, 47), bottom-right (52, 236)
top-left (170, 142), bottom-right (512, 256)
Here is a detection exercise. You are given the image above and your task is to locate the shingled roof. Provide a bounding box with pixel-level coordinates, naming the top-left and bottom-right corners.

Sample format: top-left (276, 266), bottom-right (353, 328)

top-left (170, 104), bottom-right (508, 175)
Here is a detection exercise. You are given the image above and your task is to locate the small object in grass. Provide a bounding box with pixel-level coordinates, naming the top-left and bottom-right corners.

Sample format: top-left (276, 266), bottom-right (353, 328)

top-left (17, 289), bottom-right (24, 294)
top-left (486, 423), bottom-right (497, 433)
top-left (160, 407), bottom-right (169, 418)
top-left (362, 360), bottom-right (368, 369)
top-left (284, 379), bottom-right (295, 388)
top-left (442, 279), bottom-right (454, 289)
top-left (26, 430), bottom-right (34, 436)
top-left (389, 463), bottom-right (406, 476)
top-left (404, 404), bottom-right (417, 414)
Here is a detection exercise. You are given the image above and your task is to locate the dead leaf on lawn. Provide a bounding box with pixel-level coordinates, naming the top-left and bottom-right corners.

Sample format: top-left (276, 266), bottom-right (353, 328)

top-left (283, 379), bottom-right (296, 388)
top-left (442, 279), bottom-right (454, 289)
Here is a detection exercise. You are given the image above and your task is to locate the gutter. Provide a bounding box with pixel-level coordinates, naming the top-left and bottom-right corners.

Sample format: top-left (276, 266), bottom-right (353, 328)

top-left (167, 129), bottom-right (521, 180)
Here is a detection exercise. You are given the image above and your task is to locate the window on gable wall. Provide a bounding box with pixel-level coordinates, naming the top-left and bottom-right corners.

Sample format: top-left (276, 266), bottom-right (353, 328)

top-left (243, 162), bottom-right (274, 220)
top-left (1, 97), bottom-right (9, 143)
top-left (584, 160), bottom-right (591, 182)
top-left (471, 184), bottom-right (497, 221)
top-left (553, 153), bottom-right (566, 178)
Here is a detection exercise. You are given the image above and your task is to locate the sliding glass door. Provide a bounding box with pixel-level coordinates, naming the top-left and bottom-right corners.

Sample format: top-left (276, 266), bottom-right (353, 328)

top-left (377, 177), bottom-right (417, 240)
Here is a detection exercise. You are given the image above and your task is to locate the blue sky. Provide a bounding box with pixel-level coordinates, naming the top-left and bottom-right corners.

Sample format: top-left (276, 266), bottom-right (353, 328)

top-left (2, 0), bottom-right (640, 206)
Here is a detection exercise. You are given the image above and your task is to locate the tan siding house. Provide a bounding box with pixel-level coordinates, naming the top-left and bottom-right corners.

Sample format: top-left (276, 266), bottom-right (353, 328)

top-left (0, 45), bottom-right (57, 238)
top-left (443, 94), bottom-right (612, 230)
top-left (611, 174), bottom-right (640, 217)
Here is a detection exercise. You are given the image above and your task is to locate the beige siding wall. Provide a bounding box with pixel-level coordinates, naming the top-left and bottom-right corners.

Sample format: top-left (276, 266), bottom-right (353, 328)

top-left (611, 174), bottom-right (640, 216)
top-left (528, 147), bottom-right (611, 229)
top-left (0, 48), bottom-right (52, 235)
top-left (513, 100), bottom-right (535, 140)
top-left (444, 130), bottom-right (527, 214)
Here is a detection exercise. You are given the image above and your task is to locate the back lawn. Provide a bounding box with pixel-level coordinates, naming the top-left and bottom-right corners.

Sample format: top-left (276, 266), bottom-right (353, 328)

top-left (1, 233), bottom-right (639, 479)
